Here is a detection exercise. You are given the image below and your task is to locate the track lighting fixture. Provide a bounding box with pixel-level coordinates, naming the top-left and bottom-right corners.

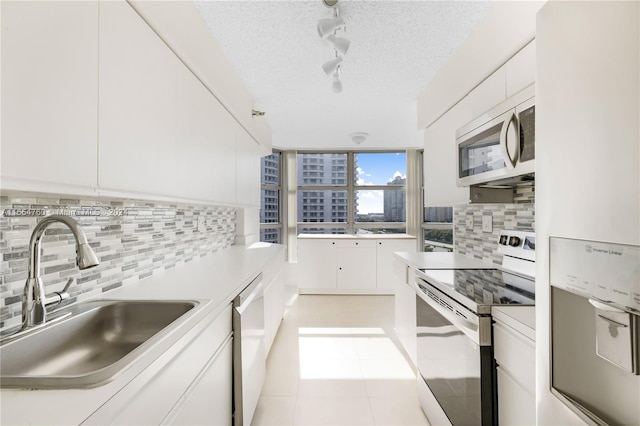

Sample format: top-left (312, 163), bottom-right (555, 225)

top-left (317, 17), bottom-right (344, 38)
top-left (327, 34), bottom-right (350, 56)
top-left (317, 0), bottom-right (349, 93)
top-left (322, 56), bottom-right (343, 76)
top-left (332, 69), bottom-right (343, 93)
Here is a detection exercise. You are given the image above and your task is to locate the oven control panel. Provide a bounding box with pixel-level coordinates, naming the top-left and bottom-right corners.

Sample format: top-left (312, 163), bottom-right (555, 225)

top-left (497, 230), bottom-right (535, 262)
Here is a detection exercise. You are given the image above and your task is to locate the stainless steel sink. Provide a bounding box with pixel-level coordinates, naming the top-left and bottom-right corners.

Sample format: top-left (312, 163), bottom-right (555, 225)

top-left (0, 299), bottom-right (199, 389)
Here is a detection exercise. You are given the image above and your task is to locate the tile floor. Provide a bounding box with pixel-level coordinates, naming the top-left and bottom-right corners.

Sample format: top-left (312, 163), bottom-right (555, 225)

top-left (252, 294), bottom-right (430, 426)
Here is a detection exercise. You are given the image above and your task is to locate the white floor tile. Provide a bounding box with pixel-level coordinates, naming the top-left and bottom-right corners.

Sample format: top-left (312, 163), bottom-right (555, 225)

top-left (369, 396), bottom-right (431, 426)
top-left (299, 357), bottom-right (363, 380)
top-left (360, 358), bottom-right (416, 380)
top-left (251, 396), bottom-right (296, 426)
top-left (297, 378), bottom-right (368, 398)
top-left (365, 378), bottom-right (418, 398)
top-left (293, 396), bottom-right (374, 425)
top-left (259, 295), bottom-right (428, 426)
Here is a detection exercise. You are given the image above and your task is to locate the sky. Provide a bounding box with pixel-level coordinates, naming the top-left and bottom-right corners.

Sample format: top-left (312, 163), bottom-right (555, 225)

top-left (355, 153), bottom-right (406, 215)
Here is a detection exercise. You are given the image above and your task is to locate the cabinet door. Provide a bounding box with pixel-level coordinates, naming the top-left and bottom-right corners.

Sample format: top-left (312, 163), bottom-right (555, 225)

top-left (336, 240), bottom-right (376, 290)
top-left (98, 0), bottom-right (178, 196)
top-left (497, 366), bottom-right (536, 426)
top-left (236, 128), bottom-right (261, 207)
top-left (175, 62), bottom-right (236, 203)
top-left (1, 0), bottom-right (98, 187)
top-left (297, 239), bottom-right (337, 289)
top-left (376, 239), bottom-right (416, 290)
top-left (264, 267), bottom-right (285, 354)
top-left (170, 337), bottom-right (233, 426)
top-left (395, 264), bottom-right (417, 366)
top-left (506, 40), bottom-right (536, 98)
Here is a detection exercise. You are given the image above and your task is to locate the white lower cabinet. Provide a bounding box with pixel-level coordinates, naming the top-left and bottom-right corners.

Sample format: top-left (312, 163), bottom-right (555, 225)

top-left (297, 236), bottom-right (416, 294)
top-left (377, 239), bottom-right (416, 291)
top-left (493, 310), bottom-right (536, 426)
top-left (497, 366), bottom-right (535, 425)
top-left (264, 263), bottom-right (286, 354)
top-left (393, 260), bottom-right (417, 367)
top-left (336, 240), bottom-right (377, 290)
top-left (297, 239), bottom-right (338, 290)
top-left (168, 337), bottom-right (233, 426)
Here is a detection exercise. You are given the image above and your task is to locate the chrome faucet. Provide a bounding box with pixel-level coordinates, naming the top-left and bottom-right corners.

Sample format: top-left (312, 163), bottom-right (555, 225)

top-left (22, 215), bottom-right (100, 329)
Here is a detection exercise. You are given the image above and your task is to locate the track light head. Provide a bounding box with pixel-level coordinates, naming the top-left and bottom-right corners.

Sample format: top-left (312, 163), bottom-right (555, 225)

top-left (332, 71), bottom-right (343, 93)
top-left (322, 56), bottom-right (343, 76)
top-left (327, 34), bottom-right (350, 56)
top-left (317, 16), bottom-right (344, 38)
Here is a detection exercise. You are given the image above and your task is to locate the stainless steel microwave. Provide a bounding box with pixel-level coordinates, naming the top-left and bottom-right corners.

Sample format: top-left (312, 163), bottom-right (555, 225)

top-left (456, 86), bottom-right (535, 187)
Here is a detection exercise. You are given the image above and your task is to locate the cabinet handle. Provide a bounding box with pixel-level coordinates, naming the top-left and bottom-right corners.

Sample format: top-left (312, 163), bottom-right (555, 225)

top-left (332, 242), bottom-right (335, 245)
top-left (356, 242), bottom-right (359, 245)
top-left (339, 267), bottom-right (342, 270)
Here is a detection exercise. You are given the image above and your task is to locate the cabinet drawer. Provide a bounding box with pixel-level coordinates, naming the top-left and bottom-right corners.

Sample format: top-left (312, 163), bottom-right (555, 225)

top-left (335, 239), bottom-right (376, 248)
top-left (493, 320), bottom-right (535, 392)
top-left (497, 366), bottom-right (536, 425)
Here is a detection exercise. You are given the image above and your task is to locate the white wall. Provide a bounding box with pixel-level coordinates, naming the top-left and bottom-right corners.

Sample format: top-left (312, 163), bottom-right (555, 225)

top-left (536, 1), bottom-right (639, 423)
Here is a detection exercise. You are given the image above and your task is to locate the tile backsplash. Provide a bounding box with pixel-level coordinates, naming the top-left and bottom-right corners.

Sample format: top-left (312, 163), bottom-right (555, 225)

top-left (454, 183), bottom-right (535, 265)
top-left (0, 194), bottom-right (236, 330)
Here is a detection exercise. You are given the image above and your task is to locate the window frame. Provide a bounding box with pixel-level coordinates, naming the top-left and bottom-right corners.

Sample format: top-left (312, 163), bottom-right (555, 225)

top-left (260, 150), bottom-right (283, 243)
top-left (419, 150), bottom-right (454, 252)
top-left (296, 151), bottom-right (406, 235)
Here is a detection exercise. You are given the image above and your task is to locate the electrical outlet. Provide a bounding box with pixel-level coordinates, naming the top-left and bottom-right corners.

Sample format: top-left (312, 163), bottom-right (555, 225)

top-left (466, 216), bottom-right (474, 230)
top-left (197, 216), bottom-right (205, 231)
top-left (482, 215), bottom-right (493, 233)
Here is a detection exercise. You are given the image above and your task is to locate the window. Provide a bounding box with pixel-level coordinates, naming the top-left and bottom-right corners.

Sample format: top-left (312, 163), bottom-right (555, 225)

top-left (260, 151), bottom-right (282, 243)
top-left (420, 151), bottom-right (453, 252)
top-left (297, 152), bottom-right (406, 235)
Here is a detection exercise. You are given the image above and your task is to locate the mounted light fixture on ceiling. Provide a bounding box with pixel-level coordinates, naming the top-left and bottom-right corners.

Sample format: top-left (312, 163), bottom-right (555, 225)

top-left (317, 0), bottom-right (349, 94)
top-left (350, 132), bottom-right (369, 145)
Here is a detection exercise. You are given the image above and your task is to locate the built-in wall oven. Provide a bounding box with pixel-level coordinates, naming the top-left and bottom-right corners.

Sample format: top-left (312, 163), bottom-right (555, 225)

top-left (456, 86), bottom-right (535, 187)
top-left (415, 231), bottom-right (535, 426)
top-left (550, 237), bottom-right (640, 426)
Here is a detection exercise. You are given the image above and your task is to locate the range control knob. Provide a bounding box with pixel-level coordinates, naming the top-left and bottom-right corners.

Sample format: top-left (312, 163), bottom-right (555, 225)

top-left (508, 236), bottom-right (521, 247)
top-left (499, 235), bottom-right (509, 245)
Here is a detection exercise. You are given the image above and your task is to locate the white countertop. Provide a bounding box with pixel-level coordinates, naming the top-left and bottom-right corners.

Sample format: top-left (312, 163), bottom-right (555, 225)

top-left (298, 233), bottom-right (416, 240)
top-left (393, 251), bottom-right (494, 270)
top-left (492, 306), bottom-right (536, 341)
top-left (0, 242), bottom-right (285, 426)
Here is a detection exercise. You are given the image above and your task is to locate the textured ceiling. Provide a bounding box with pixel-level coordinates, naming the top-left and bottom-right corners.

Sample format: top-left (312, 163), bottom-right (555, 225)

top-left (194, 0), bottom-right (495, 150)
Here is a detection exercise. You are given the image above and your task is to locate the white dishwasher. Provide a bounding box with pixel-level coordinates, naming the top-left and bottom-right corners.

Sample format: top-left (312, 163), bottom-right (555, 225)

top-left (232, 273), bottom-right (266, 426)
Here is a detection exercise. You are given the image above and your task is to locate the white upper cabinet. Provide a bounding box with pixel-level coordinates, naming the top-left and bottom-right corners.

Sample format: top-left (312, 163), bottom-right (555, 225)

top-left (175, 61), bottom-right (236, 204)
top-left (506, 40), bottom-right (536, 98)
top-left (98, 0), bottom-right (179, 196)
top-left (127, 0), bottom-right (272, 150)
top-left (1, 1), bottom-right (99, 189)
top-left (235, 127), bottom-right (261, 207)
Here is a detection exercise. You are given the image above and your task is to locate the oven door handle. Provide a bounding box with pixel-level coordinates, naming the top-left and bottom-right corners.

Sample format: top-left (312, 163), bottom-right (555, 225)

top-left (418, 288), bottom-right (480, 345)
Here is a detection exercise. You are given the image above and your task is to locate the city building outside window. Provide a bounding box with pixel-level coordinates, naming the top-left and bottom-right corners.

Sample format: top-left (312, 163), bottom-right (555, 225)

top-left (297, 152), bottom-right (406, 235)
top-left (259, 151), bottom-right (282, 243)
